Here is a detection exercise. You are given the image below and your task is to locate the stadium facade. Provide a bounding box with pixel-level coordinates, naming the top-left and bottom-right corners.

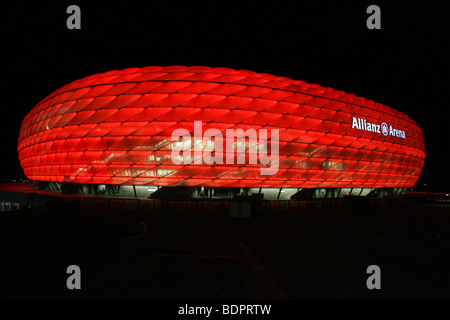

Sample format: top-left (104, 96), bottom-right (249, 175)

top-left (18, 66), bottom-right (425, 200)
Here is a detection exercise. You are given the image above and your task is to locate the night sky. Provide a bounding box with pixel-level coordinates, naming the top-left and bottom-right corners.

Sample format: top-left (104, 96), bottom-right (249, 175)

top-left (2, 1), bottom-right (449, 191)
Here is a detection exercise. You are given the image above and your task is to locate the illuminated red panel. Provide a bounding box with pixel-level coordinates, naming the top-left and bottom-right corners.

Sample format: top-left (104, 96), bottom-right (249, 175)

top-left (18, 66), bottom-right (425, 188)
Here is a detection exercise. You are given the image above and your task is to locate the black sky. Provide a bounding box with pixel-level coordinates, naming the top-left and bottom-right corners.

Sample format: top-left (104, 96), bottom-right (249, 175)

top-left (1, 1), bottom-right (449, 191)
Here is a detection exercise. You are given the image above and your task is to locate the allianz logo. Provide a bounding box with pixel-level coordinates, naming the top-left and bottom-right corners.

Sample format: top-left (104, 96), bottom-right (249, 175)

top-left (351, 116), bottom-right (406, 139)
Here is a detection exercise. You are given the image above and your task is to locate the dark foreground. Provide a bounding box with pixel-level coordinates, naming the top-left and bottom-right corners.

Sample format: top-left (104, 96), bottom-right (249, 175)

top-left (0, 200), bottom-right (449, 300)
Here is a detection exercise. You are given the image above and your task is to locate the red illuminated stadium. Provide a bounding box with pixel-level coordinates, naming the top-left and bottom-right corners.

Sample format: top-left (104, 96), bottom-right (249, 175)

top-left (17, 66), bottom-right (425, 199)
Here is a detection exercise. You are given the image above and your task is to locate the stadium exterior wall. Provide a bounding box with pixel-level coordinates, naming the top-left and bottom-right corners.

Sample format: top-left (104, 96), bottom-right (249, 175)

top-left (18, 66), bottom-right (425, 194)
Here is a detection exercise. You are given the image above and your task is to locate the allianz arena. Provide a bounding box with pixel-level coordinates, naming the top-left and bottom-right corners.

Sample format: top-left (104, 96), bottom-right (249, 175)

top-left (17, 66), bottom-right (425, 200)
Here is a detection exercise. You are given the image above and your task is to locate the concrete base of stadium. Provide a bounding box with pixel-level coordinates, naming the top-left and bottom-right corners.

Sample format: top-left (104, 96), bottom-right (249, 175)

top-left (35, 181), bottom-right (407, 200)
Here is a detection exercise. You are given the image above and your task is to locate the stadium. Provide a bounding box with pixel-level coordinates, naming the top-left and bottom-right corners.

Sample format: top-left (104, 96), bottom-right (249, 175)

top-left (17, 65), bottom-right (425, 201)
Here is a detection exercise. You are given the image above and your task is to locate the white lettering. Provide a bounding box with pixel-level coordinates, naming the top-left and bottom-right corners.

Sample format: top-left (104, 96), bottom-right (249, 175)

top-left (178, 304), bottom-right (212, 317)
top-left (366, 265), bottom-right (381, 289)
top-left (66, 5), bottom-right (81, 30)
top-left (225, 128), bottom-right (258, 165)
top-left (366, 5), bottom-right (381, 30)
top-left (171, 128), bottom-right (192, 165)
top-left (352, 117), bottom-right (405, 139)
top-left (352, 117), bottom-right (359, 129)
top-left (222, 305), bottom-right (272, 315)
top-left (171, 122), bottom-right (279, 175)
top-left (66, 265), bottom-right (81, 289)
